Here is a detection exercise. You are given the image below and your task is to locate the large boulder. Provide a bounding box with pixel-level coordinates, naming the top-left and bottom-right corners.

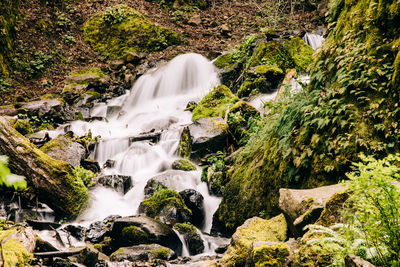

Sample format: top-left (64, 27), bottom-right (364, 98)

top-left (138, 188), bottom-right (192, 226)
top-left (220, 214), bottom-right (287, 266)
top-left (0, 223), bottom-right (36, 267)
top-left (251, 241), bottom-right (290, 267)
top-left (0, 116), bottom-right (88, 218)
top-left (110, 244), bottom-right (176, 262)
top-left (83, 4), bottom-right (181, 59)
top-left (110, 215), bottom-right (182, 254)
top-left (179, 189), bottom-right (205, 227)
top-left (173, 223), bottom-right (204, 255)
top-left (188, 117), bottom-right (228, 159)
top-left (40, 135), bottom-right (86, 168)
top-left (279, 183), bottom-right (347, 236)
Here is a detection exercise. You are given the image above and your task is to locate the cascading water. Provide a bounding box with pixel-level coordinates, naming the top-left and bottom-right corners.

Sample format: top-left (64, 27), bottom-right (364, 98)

top-left (41, 53), bottom-right (225, 257)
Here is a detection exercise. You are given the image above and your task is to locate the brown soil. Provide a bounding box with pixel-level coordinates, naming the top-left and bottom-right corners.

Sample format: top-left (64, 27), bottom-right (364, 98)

top-left (1, 0), bottom-right (325, 105)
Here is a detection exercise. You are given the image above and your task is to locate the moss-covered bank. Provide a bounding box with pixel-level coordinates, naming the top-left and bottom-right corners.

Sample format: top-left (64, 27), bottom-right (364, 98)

top-left (83, 4), bottom-right (181, 59)
top-left (213, 0), bottom-right (400, 234)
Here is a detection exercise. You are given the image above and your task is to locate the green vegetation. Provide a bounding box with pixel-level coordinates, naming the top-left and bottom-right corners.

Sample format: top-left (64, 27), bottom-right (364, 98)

top-left (173, 222), bottom-right (204, 255)
top-left (252, 242), bottom-right (290, 267)
top-left (13, 119), bottom-right (33, 136)
top-left (299, 155), bottom-right (400, 265)
top-left (213, 0), bottom-right (400, 235)
top-left (0, 155), bottom-right (27, 191)
top-left (73, 166), bottom-right (95, 187)
top-left (171, 159), bottom-right (196, 171)
top-left (201, 151), bottom-right (227, 195)
top-left (0, 225), bottom-right (33, 266)
top-left (83, 4), bottom-right (181, 59)
top-left (191, 85), bottom-right (238, 121)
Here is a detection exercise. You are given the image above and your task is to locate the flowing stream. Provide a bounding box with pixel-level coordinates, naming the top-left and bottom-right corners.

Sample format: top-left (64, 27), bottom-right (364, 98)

top-left (40, 53), bottom-right (229, 258)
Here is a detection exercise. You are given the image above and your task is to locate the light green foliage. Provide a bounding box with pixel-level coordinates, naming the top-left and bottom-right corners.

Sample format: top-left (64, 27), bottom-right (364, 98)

top-left (227, 101), bottom-right (260, 145)
top-left (191, 85), bottom-right (238, 121)
top-left (0, 155), bottom-right (27, 191)
top-left (83, 4), bottom-right (181, 59)
top-left (171, 159), bottom-right (196, 171)
top-left (73, 166), bottom-right (95, 187)
top-left (201, 151), bottom-right (226, 195)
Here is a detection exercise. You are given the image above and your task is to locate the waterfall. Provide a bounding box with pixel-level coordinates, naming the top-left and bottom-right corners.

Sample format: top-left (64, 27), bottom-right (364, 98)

top-left (302, 32), bottom-right (325, 50)
top-left (40, 53), bottom-right (224, 257)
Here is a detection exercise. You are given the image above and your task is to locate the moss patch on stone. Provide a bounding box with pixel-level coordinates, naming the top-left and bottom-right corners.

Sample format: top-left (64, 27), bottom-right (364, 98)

top-left (13, 119), bottom-right (33, 136)
top-left (191, 85), bottom-right (238, 122)
top-left (220, 214), bottom-right (287, 266)
top-left (83, 4), bottom-right (181, 59)
top-left (252, 242), bottom-right (290, 267)
top-left (139, 188), bottom-right (192, 223)
top-left (171, 159), bottom-right (196, 171)
top-left (173, 222), bottom-right (204, 255)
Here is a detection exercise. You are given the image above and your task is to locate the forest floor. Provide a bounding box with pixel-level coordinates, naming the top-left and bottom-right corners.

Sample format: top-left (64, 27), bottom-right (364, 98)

top-left (1, 0), bottom-right (326, 104)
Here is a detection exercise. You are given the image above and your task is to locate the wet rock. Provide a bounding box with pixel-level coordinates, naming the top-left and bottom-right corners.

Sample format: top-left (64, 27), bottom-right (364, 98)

top-left (0, 105), bottom-right (18, 116)
top-left (141, 116), bottom-right (178, 132)
top-left (96, 175), bottom-right (133, 195)
top-left (86, 215), bottom-right (121, 243)
top-left (345, 254), bottom-right (375, 267)
top-left (40, 135), bottom-right (86, 168)
top-left (203, 162), bottom-right (225, 196)
top-left (138, 188), bottom-right (192, 226)
top-left (179, 189), bottom-right (205, 228)
top-left (63, 224), bottom-right (87, 240)
top-left (26, 220), bottom-right (61, 230)
top-left (103, 160), bottom-right (116, 169)
top-left (76, 245), bottom-right (109, 267)
top-left (172, 159), bottom-right (196, 171)
top-left (81, 159), bottom-right (101, 174)
top-left (220, 214), bottom-right (287, 266)
top-left (110, 244), bottom-right (176, 262)
top-left (144, 179), bottom-right (168, 199)
top-left (113, 85), bottom-right (126, 96)
top-left (279, 183), bottom-right (347, 236)
top-left (20, 99), bottom-right (62, 118)
top-left (111, 215), bottom-right (182, 254)
top-left (188, 118), bottom-right (228, 160)
top-left (29, 132), bottom-right (51, 146)
top-left (215, 244), bottom-right (229, 254)
top-left (129, 131), bottom-right (161, 145)
top-left (35, 236), bottom-right (58, 252)
top-left (173, 223), bottom-right (204, 255)
top-left (51, 257), bottom-right (80, 267)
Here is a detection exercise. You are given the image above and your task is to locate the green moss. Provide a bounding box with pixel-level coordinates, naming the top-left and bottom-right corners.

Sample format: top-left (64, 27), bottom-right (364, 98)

top-left (139, 188), bottom-right (192, 223)
top-left (316, 191), bottom-right (349, 227)
top-left (149, 247), bottom-right (171, 260)
top-left (83, 4), bottom-right (181, 59)
top-left (214, 53), bottom-right (235, 69)
top-left (121, 225), bottom-right (152, 243)
top-left (13, 119), bottom-right (33, 136)
top-left (173, 222), bottom-right (204, 255)
top-left (178, 126), bottom-right (191, 159)
top-left (220, 214), bottom-right (287, 266)
top-left (171, 159), bottom-right (196, 171)
top-left (252, 242), bottom-right (290, 267)
top-left (192, 85), bottom-right (238, 121)
top-left (71, 67), bottom-right (105, 78)
top-left (283, 37), bottom-right (314, 72)
top-left (0, 227), bottom-right (33, 266)
top-left (228, 101), bottom-right (260, 144)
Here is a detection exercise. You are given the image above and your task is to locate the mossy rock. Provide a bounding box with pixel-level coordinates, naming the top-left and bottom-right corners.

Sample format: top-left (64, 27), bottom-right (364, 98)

top-left (0, 224), bottom-right (35, 266)
top-left (220, 214), bottom-right (287, 266)
top-left (13, 119), bottom-right (33, 136)
top-left (150, 0), bottom-right (207, 9)
top-left (191, 85), bottom-right (238, 122)
top-left (83, 4), bottom-right (181, 59)
top-left (283, 37), bottom-right (314, 72)
top-left (171, 159), bottom-right (196, 171)
top-left (173, 222), bottom-right (204, 255)
top-left (252, 242), bottom-right (290, 267)
top-left (110, 244), bottom-right (176, 262)
top-left (227, 101), bottom-right (260, 144)
top-left (138, 188), bottom-right (192, 225)
top-left (178, 126), bottom-right (191, 159)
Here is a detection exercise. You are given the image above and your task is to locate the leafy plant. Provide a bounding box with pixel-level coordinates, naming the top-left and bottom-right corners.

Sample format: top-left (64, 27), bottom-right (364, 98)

top-left (0, 156), bottom-right (27, 191)
top-left (103, 4), bottom-right (130, 25)
top-left (73, 166), bottom-right (95, 187)
top-left (0, 77), bottom-right (12, 93)
top-left (64, 34), bottom-right (76, 44)
top-left (56, 13), bottom-right (72, 29)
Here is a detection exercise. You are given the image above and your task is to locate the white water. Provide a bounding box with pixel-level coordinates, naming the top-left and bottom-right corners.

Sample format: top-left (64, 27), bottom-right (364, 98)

top-left (302, 32), bottom-right (325, 50)
top-left (45, 53), bottom-right (224, 254)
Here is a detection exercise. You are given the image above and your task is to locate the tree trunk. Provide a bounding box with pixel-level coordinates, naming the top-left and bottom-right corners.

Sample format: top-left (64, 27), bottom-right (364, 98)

top-left (0, 116), bottom-right (88, 218)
